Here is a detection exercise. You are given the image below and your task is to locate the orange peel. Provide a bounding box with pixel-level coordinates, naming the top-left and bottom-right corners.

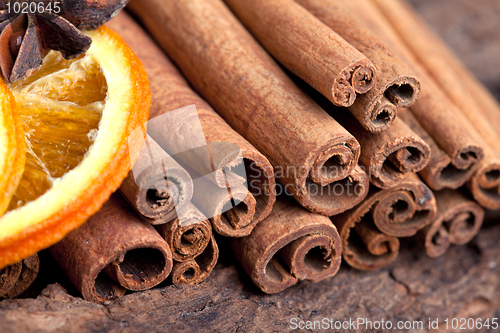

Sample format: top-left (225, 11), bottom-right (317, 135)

top-left (0, 80), bottom-right (25, 217)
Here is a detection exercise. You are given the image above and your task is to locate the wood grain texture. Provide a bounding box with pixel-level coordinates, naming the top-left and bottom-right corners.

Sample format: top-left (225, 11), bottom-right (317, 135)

top-left (0, 222), bottom-right (498, 332)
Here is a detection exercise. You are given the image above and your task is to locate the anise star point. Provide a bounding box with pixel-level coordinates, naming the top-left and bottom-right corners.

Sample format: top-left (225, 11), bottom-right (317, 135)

top-left (0, 0), bottom-right (128, 83)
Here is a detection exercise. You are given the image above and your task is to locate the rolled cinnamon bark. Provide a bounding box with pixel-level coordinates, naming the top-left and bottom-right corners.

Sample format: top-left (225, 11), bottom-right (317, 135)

top-left (231, 197), bottom-right (341, 294)
top-left (446, 60), bottom-right (500, 137)
top-left (223, 0), bottom-right (376, 111)
top-left (0, 254), bottom-right (40, 299)
top-left (191, 176), bottom-right (257, 237)
top-left (127, 0), bottom-right (368, 216)
top-left (468, 152), bottom-right (500, 210)
top-left (294, 0), bottom-right (420, 132)
top-left (1, 254), bottom-right (39, 299)
top-left (120, 133), bottom-right (194, 223)
top-left (155, 202), bottom-right (212, 262)
top-left (0, 261), bottom-right (21, 297)
top-left (338, 0), bottom-right (484, 190)
top-left (370, 0), bottom-right (500, 210)
top-left (50, 194), bottom-right (173, 303)
top-left (397, 109), bottom-right (478, 191)
top-left (300, 79), bottom-right (430, 189)
top-left (107, 12), bottom-right (276, 236)
top-left (156, 201), bottom-right (218, 286)
top-left (369, 0), bottom-right (500, 132)
top-left (171, 235), bottom-right (219, 286)
top-left (332, 173), bottom-right (435, 270)
top-left (419, 190), bottom-right (484, 258)
top-left (352, 118), bottom-right (430, 189)
top-left (370, 173), bottom-right (436, 237)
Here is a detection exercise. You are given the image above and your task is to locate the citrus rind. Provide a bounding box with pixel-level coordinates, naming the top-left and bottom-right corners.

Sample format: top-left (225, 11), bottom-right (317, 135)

top-left (0, 81), bottom-right (25, 217)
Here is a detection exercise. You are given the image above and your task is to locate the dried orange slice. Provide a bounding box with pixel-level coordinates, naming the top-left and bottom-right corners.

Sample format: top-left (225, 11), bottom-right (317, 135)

top-left (0, 26), bottom-right (150, 268)
top-left (0, 80), bottom-right (25, 217)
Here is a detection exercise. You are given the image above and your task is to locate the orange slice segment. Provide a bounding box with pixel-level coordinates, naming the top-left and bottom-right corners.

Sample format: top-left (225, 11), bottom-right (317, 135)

top-left (0, 80), bottom-right (25, 216)
top-left (0, 27), bottom-right (151, 268)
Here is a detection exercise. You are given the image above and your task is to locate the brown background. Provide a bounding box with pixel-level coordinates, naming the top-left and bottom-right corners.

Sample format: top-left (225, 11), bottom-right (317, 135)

top-left (1, 0), bottom-right (500, 332)
top-left (408, 0), bottom-right (500, 98)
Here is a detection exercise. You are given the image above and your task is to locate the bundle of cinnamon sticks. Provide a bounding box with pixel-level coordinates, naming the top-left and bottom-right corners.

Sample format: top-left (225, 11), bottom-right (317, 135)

top-left (5, 0), bottom-right (498, 301)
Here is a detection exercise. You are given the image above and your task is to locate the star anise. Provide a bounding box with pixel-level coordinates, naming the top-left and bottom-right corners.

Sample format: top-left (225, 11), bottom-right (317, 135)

top-left (0, 0), bottom-right (128, 83)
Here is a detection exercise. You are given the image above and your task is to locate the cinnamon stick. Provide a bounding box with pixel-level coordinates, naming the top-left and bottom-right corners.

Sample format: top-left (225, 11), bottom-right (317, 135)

top-left (298, 77), bottom-right (430, 189)
top-left (338, 0), bottom-right (484, 191)
top-left (0, 254), bottom-right (39, 299)
top-left (370, 0), bottom-right (500, 209)
top-left (107, 12), bottom-right (276, 236)
top-left (1, 254), bottom-right (39, 299)
top-left (331, 173), bottom-right (435, 270)
top-left (468, 153), bottom-right (500, 210)
top-left (348, 117), bottom-right (430, 189)
top-left (190, 175), bottom-right (257, 237)
top-left (171, 235), bottom-right (219, 286)
top-left (231, 197), bottom-right (342, 294)
top-left (49, 194), bottom-right (173, 303)
top-left (419, 190), bottom-right (484, 258)
top-left (398, 108), bottom-right (479, 190)
top-left (127, 0), bottom-right (369, 216)
top-left (155, 203), bottom-right (212, 262)
top-left (444, 57), bottom-right (500, 139)
top-left (0, 261), bottom-right (21, 297)
top-left (294, 0), bottom-right (421, 132)
top-left (120, 133), bottom-right (193, 223)
top-left (371, 173), bottom-right (436, 236)
top-left (369, 0), bottom-right (500, 132)
top-left (223, 0), bottom-right (377, 114)
top-left (155, 202), bottom-right (218, 285)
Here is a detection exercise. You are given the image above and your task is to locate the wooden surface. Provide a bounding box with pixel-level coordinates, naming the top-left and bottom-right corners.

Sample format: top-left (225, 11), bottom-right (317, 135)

top-left (0, 222), bottom-right (499, 332)
top-left (1, 0), bottom-right (500, 332)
